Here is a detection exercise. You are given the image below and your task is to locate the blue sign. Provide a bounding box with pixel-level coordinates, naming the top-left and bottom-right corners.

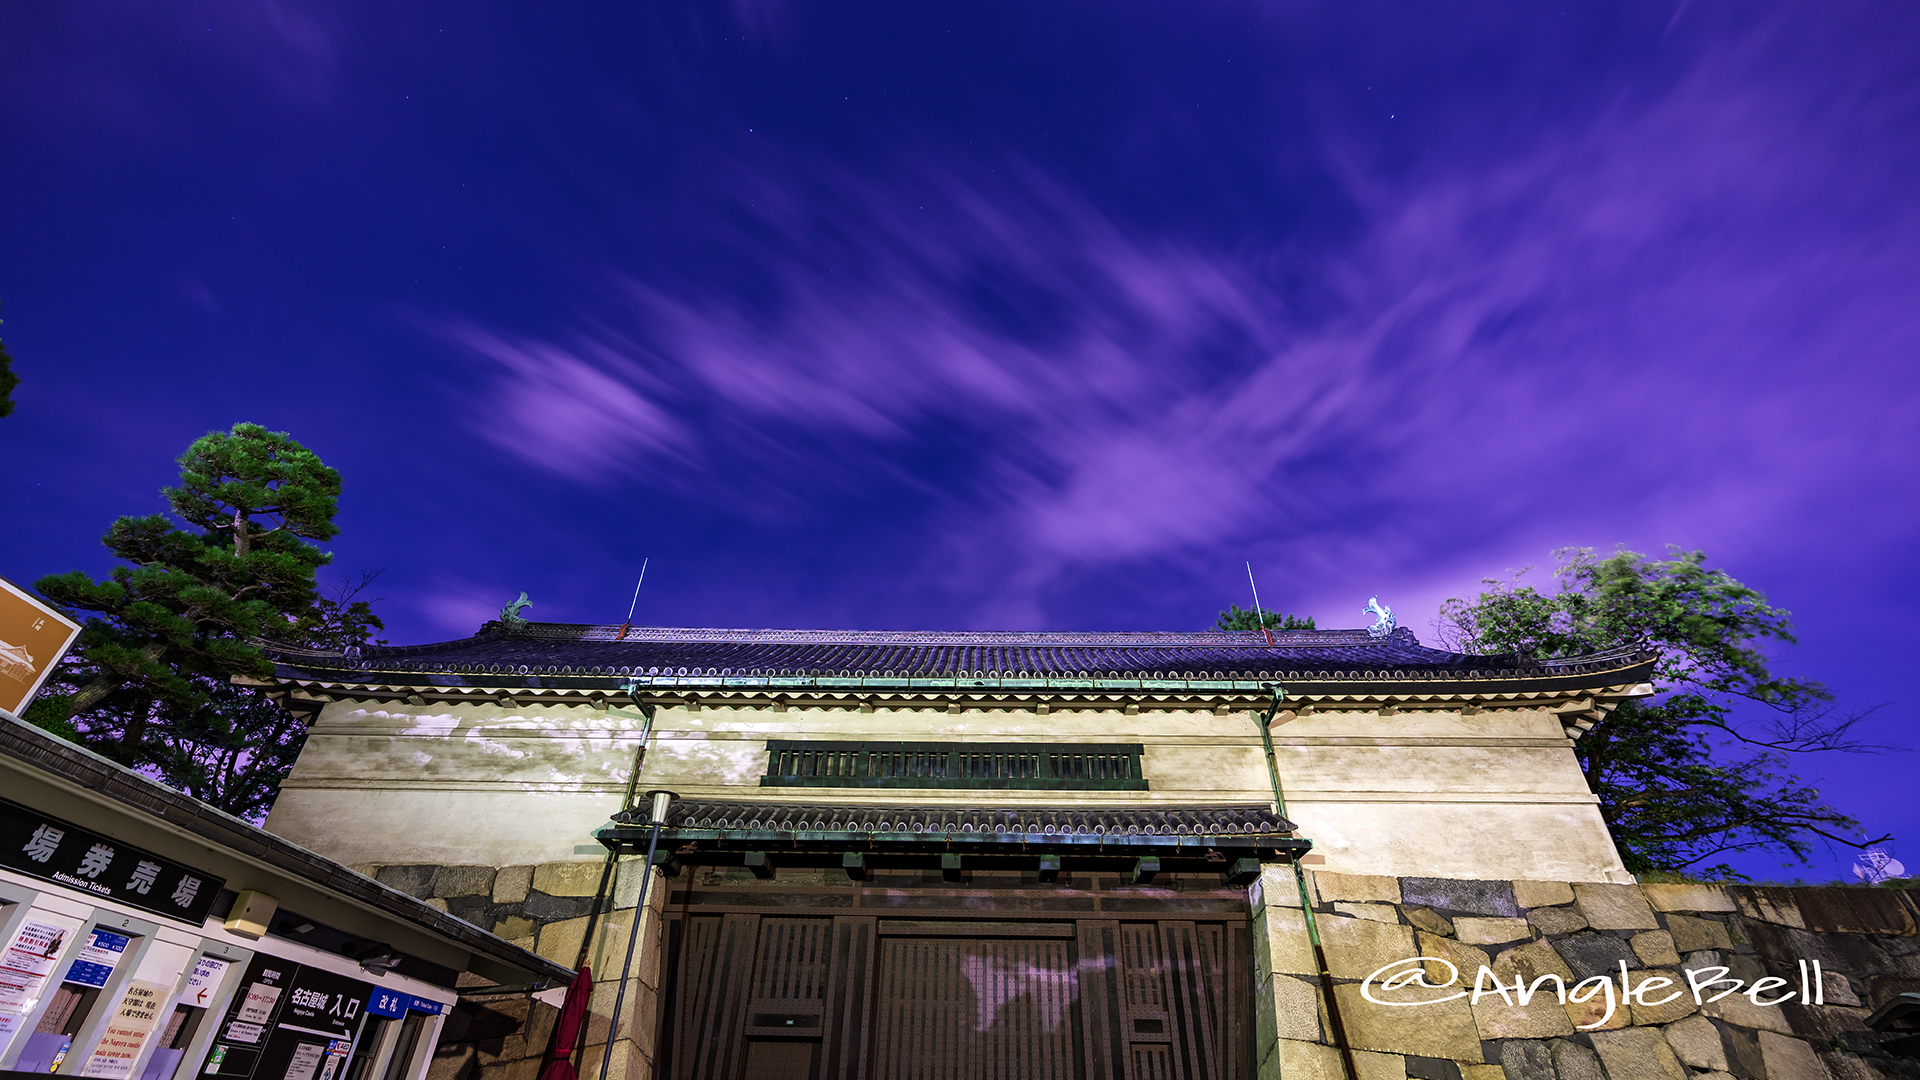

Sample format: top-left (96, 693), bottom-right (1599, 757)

top-left (365, 990), bottom-right (407, 1019)
top-left (404, 996), bottom-right (442, 1016)
top-left (63, 928), bottom-right (130, 988)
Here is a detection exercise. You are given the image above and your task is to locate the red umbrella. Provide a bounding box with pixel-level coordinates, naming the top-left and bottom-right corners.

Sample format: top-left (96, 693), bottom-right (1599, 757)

top-left (538, 966), bottom-right (594, 1080)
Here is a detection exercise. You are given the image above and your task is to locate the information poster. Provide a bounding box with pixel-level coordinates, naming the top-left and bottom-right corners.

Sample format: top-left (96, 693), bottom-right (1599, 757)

top-left (198, 957), bottom-right (380, 1080)
top-left (78, 979), bottom-right (170, 1078)
top-left (183, 957), bottom-right (231, 1010)
top-left (67, 928), bottom-right (132, 988)
top-left (0, 916), bottom-right (78, 1056)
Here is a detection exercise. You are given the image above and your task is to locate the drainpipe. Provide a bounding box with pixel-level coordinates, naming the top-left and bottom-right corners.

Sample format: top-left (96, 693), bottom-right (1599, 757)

top-left (574, 689), bottom-right (657, 971)
top-left (1257, 687), bottom-right (1360, 1080)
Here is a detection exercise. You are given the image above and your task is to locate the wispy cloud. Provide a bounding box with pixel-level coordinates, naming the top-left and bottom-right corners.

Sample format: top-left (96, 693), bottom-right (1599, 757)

top-left (456, 8), bottom-right (1920, 627)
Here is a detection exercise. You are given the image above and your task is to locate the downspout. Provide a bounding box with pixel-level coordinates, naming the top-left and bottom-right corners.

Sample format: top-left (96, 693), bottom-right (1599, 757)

top-left (573, 689), bottom-right (658, 972)
top-left (1256, 687), bottom-right (1360, 1080)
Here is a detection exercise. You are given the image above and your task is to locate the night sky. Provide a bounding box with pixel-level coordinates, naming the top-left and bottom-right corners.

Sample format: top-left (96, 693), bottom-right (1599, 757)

top-left (3, 2), bottom-right (1915, 880)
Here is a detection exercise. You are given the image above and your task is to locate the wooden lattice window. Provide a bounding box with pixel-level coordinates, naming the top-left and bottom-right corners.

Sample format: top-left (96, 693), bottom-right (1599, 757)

top-left (760, 741), bottom-right (1148, 790)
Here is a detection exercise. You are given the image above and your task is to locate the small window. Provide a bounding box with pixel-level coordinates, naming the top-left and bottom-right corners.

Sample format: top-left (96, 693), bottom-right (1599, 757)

top-left (760, 741), bottom-right (1147, 790)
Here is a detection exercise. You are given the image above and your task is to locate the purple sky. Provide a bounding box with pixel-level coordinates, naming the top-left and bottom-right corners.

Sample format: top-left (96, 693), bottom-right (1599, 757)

top-left (3, 1), bottom-right (1915, 880)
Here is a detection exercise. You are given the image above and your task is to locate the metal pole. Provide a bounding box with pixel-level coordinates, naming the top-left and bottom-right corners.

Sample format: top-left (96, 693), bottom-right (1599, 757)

top-left (1255, 687), bottom-right (1359, 1080)
top-left (597, 790), bottom-right (672, 1080)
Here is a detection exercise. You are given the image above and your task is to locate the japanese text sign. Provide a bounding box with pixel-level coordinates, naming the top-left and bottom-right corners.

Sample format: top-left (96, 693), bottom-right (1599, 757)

top-left (0, 797), bottom-right (223, 925)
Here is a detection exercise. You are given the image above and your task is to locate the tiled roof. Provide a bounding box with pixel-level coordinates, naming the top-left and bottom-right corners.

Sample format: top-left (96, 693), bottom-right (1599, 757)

top-left (265, 622), bottom-right (1651, 690)
top-left (614, 800), bottom-right (1296, 838)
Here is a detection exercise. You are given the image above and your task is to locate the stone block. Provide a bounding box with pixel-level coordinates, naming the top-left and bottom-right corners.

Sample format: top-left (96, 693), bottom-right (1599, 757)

top-left (522, 893), bottom-right (595, 922)
top-left (1270, 1038), bottom-right (1344, 1080)
top-left (433, 865), bottom-right (498, 898)
top-left (1334, 984), bottom-right (1484, 1062)
top-left (1402, 878), bottom-right (1521, 917)
top-left (1731, 887), bottom-right (1805, 929)
top-left (1458, 918), bottom-right (1532, 946)
top-left (494, 865), bottom-right (534, 904)
top-left (1492, 941), bottom-right (1575, 986)
top-left (536, 916), bottom-right (589, 967)
top-left (1626, 969), bottom-right (1697, 1025)
top-left (1554, 933), bottom-right (1640, 980)
top-left (1561, 984), bottom-right (1630, 1032)
top-left (1572, 884), bottom-right (1658, 930)
top-left (1318, 914), bottom-right (1417, 981)
top-left (1336, 902), bottom-right (1404, 924)
top-left (426, 1043), bottom-right (476, 1080)
top-left (1418, 932), bottom-right (1490, 987)
top-left (1641, 883), bottom-right (1735, 913)
top-left (1757, 1032), bottom-right (1826, 1080)
top-left (1664, 915), bottom-right (1733, 954)
top-left (1404, 1056), bottom-right (1462, 1080)
top-left (1663, 1015), bottom-right (1728, 1071)
top-left (1513, 880), bottom-right (1576, 909)
top-left (1630, 931), bottom-right (1680, 967)
top-left (1701, 987), bottom-right (1794, 1034)
top-left (376, 864), bottom-right (437, 898)
top-left (1253, 902), bottom-right (1319, 978)
top-left (1405, 907), bottom-right (1455, 936)
top-left (1496, 1039), bottom-right (1555, 1080)
top-left (1262, 974), bottom-right (1323, 1042)
top-left (493, 916), bottom-right (534, 942)
top-left (425, 898), bottom-right (450, 912)
top-left (348, 863), bottom-right (382, 880)
top-left (1463, 1067), bottom-right (1506, 1080)
top-left (1721, 1022), bottom-right (1767, 1079)
top-left (1527, 907), bottom-right (1587, 936)
top-left (1550, 1038), bottom-right (1605, 1080)
top-left (1472, 986), bottom-right (1577, 1039)
top-left (534, 861), bottom-right (606, 898)
top-left (1792, 887), bottom-right (1917, 935)
top-left (524, 1001), bottom-right (557, 1057)
top-left (1820, 967), bottom-right (1860, 1006)
top-left (461, 998), bottom-right (531, 1043)
top-left (1355, 1050), bottom-right (1409, 1080)
top-left (1316, 871), bottom-right (1402, 903)
top-left (1590, 1027), bottom-right (1687, 1080)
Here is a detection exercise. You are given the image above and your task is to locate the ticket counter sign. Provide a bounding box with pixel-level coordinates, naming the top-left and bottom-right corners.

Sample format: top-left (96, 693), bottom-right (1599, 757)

top-left (0, 575), bottom-right (80, 717)
top-left (0, 798), bottom-right (223, 925)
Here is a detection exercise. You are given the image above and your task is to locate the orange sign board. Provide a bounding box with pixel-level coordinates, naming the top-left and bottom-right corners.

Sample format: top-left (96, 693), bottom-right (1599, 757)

top-left (0, 576), bottom-right (81, 717)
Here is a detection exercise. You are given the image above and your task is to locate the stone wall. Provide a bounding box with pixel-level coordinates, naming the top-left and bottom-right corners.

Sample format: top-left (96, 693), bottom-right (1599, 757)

top-left (362, 857), bottom-right (1920, 1080)
top-left (348, 858), bottom-right (668, 1080)
top-left (1254, 871), bottom-right (1920, 1080)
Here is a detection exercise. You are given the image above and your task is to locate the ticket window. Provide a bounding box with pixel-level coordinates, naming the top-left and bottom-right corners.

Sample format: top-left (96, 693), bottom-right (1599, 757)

top-left (378, 1012), bottom-right (430, 1080)
top-left (15, 925), bottom-right (143, 1072)
top-left (340, 1017), bottom-right (391, 1080)
top-left (136, 996), bottom-right (212, 1080)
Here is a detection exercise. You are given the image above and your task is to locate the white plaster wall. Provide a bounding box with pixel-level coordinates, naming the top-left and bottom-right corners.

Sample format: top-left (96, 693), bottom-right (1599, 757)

top-left (269, 697), bottom-right (1627, 880)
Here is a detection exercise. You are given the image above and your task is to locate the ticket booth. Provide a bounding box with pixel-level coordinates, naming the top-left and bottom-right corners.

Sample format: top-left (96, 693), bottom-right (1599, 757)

top-left (0, 712), bottom-right (572, 1080)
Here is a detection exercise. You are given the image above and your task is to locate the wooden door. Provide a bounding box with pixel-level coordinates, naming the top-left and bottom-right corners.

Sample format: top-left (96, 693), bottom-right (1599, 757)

top-left (659, 914), bottom-right (1249, 1080)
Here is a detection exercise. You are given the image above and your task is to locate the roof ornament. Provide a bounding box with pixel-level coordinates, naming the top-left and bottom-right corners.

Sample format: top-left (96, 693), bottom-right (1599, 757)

top-left (1853, 848), bottom-right (1907, 884)
top-left (1363, 596), bottom-right (1394, 639)
top-left (500, 591), bottom-right (532, 632)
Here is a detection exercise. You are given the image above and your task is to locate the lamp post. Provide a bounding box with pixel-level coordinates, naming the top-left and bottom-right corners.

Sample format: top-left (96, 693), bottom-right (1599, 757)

top-left (597, 788), bottom-right (674, 1080)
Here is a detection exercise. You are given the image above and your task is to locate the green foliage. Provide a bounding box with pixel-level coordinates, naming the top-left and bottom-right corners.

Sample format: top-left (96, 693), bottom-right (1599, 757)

top-left (1214, 604), bottom-right (1315, 632)
top-left (28, 424), bottom-right (380, 822)
top-left (1439, 547), bottom-right (1885, 879)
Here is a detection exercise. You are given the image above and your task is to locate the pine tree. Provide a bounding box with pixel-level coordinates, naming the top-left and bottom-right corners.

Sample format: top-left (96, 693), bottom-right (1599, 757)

top-left (29, 424), bottom-right (381, 819)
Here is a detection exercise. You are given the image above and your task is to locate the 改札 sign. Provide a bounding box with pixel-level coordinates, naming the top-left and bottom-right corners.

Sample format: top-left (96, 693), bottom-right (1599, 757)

top-left (0, 575), bottom-right (80, 718)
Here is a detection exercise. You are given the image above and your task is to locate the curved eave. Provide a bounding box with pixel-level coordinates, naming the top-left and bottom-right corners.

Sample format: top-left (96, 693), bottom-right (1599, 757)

top-left (262, 654), bottom-right (1657, 703)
